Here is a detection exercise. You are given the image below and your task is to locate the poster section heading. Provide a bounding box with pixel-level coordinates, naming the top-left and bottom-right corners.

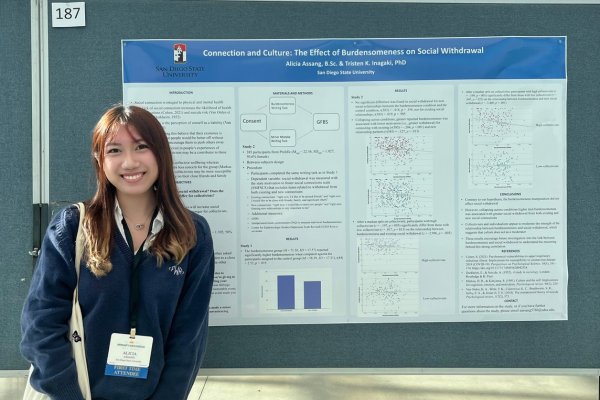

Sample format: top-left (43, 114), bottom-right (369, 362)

top-left (123, 37), bottom-right (566, 83)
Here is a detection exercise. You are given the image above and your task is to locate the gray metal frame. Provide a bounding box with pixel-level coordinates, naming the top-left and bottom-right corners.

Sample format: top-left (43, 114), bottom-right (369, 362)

top-left (31, 0), bottom-right (49, 206)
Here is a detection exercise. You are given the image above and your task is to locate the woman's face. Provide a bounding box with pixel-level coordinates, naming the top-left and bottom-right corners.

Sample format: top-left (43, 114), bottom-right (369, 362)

top-left (103, 124), bottom-right (159, 198)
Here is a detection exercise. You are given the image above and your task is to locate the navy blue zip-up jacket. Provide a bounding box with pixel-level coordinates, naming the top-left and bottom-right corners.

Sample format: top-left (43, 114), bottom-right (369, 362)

top-left (21, 205), bottom-right (214, 400)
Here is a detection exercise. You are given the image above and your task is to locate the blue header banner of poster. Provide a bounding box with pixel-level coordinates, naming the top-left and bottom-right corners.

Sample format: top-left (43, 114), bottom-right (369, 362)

top-left (122, 37), bottom-right (566, 83)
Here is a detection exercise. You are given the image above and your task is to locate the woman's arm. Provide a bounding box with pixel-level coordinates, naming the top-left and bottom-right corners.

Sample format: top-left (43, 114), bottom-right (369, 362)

top-left (148, 216), bottom-right (215, 400)
top-left (21, 207), bottom-right (86, 400)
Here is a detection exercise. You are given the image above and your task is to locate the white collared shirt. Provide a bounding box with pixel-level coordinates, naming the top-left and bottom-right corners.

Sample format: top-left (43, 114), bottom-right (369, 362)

top-left (115, 198), bottom-right (164, 254)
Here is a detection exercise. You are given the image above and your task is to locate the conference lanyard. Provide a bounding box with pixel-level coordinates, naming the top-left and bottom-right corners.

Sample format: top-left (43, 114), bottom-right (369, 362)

top-left (121, 210), bottom-right (157, 338)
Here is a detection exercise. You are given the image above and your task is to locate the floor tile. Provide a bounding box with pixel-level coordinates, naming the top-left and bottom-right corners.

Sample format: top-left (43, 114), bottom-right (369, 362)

top-left (0, 377), bottom-right (27, 400)
top-left (188, 375), bottom-right (208, 400)
top-left (198, 375), bottom-right (598, 400)
top-left (1, 374), bottom-right (596, 400)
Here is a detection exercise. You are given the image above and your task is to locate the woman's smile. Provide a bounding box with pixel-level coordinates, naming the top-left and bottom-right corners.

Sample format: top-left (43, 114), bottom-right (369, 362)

top-left (122, 172), bottom-right (145, 182)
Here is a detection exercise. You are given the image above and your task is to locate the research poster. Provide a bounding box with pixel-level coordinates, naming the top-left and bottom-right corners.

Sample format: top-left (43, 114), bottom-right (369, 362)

top-left (122, 37), bottom-right (568, 326)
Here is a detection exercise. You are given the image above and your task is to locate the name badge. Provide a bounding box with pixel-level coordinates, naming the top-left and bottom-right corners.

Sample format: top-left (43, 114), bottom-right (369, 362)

top-left (105, 333), bottom-right (153, 379)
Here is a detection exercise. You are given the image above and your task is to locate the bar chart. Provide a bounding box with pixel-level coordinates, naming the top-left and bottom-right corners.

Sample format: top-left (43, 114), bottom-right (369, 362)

top-left (260, 268), bottom-right (332, 314)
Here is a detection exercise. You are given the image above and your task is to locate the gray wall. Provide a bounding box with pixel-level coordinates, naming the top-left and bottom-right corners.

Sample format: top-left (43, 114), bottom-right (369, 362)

top-left (0, 0), bottom-right (33, 370)
top-left (2, 0), bottom-right (599, 370)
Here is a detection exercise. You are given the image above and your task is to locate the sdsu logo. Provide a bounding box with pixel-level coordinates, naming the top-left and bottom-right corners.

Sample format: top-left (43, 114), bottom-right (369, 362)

top-left (174, 43), bottom-right (186, 64)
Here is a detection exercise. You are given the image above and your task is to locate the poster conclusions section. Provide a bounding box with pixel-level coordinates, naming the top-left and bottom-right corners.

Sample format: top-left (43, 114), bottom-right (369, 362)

top-left (123, 37), bottom-right (567, 326)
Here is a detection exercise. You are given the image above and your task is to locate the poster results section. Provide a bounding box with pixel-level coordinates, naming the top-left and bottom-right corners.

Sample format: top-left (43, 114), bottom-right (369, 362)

top-left (237, 87), bottom-right (347, 321)
top-left (124, 85), bottom-right (239, 320)
top-left (457, 83), bottom-right (567, 320)
top-left (347, 84), bottom-right (456, 322)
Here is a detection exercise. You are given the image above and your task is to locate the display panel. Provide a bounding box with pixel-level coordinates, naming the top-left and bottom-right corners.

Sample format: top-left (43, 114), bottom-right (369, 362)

top-left (122, 37), bottom-right (567, 326)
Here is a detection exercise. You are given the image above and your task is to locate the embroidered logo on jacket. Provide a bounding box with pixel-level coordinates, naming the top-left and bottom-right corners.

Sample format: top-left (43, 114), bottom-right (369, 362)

top-left (169, 265), bottom-right (184, 276)
top-left (72, 331), bottom-right (82, 343)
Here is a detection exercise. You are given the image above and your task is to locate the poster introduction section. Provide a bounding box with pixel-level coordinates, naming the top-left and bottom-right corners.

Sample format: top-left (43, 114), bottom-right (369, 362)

top-left (122, 37), bottom-right (567, 326)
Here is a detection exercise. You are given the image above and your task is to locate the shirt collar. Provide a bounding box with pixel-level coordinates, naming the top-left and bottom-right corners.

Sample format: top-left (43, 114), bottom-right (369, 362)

top-left (115, 197), bottom-right (164, 234)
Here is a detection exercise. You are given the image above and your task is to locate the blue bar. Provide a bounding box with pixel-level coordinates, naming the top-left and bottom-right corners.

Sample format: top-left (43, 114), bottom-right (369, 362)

top-left (277, 275), bottom-right (295, 310)
top-left (105, 364), bottom-right (148, 379)
top-left (123, 37), bottom-right (566, 83)
top-left (304, 281), bottom-right (321, 309)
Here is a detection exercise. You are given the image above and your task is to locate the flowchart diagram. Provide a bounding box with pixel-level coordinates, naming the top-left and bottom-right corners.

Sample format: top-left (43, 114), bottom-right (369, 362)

top-left (239, 91), bottom-right (341, 147)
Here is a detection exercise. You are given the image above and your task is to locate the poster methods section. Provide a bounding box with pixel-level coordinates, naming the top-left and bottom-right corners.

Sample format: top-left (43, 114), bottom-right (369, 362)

top-left (123, 37), bottom-right (568, 325)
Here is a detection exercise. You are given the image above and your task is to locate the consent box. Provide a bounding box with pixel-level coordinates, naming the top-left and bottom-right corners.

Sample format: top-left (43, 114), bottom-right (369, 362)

top-left (313, 113), bottom-right (340, 131)
top-left (270, 130), bottom-right (296, 147)
top-left (240, 114), bottom-right (267, 131)
top-left (270, 97), bottom-right (296, 114)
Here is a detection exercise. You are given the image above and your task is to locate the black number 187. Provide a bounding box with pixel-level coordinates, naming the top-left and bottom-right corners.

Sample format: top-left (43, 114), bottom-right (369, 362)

top-left (56, 7), bottom-right (80, 19)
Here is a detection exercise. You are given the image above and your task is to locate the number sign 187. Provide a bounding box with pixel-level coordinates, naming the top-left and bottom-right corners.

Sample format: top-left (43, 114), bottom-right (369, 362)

top-left (51, 2), bottom-right (86, 27)
top-left (56, 7), bottom-right (80, 19)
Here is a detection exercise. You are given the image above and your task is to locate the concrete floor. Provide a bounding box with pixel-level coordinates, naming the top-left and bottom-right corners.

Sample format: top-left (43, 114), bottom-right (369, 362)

top-left (1, 374), bottom-right (597, 399)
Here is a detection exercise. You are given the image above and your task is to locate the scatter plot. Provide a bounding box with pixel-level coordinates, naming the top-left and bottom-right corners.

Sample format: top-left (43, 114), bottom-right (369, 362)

top-left (359, 237), bottom-right (419, 273)
top-left (360, 275), bottom-right (419, 316)
top-left (470, 107), bottom-right (532, 145)
top-left (470, 145), bottom-right (533, 187)
top-left (370, 176), bottom-right (433, 217)
top-left (370, 136), bottom-right (433, 174)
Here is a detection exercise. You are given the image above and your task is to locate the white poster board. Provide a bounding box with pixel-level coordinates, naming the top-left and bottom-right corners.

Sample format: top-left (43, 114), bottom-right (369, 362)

top-left (123, 37), bottom-right (568, 326)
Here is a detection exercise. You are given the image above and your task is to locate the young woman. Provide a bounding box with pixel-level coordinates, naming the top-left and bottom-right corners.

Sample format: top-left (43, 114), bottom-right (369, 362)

top-left (21, 105), bottom-right (215, 400)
